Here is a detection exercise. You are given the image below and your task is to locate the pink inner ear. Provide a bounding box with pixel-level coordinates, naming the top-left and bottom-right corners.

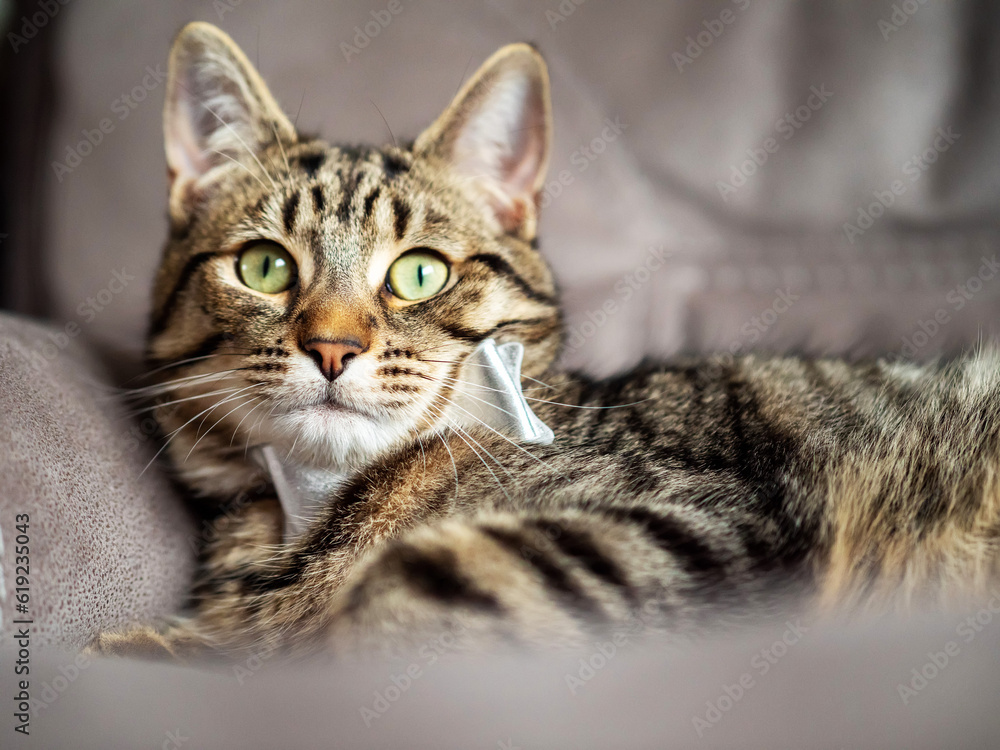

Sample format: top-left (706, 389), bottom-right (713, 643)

top-left (503, 112), bottom-right (546, 195)
top-left (166, 92), bottom-right (213, 184)
top-left (451, 68), bottom-right (547, 221)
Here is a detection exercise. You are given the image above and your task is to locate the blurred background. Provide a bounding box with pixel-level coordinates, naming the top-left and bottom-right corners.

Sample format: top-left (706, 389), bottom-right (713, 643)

top-left (2, 0), bottom-right (1000, 378)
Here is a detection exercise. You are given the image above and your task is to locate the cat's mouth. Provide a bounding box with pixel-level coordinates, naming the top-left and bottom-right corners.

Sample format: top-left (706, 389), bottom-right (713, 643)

top-left (316, 398), bottom-right (363, 415)
top-left (305, 392), bottom-right (378, 421)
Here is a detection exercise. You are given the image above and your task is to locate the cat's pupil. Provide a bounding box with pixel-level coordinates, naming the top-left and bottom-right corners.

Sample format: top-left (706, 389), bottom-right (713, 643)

top-left (262, 255), bottom-right (271, 278)
top-left (417, 264), bottom-right (425, 287)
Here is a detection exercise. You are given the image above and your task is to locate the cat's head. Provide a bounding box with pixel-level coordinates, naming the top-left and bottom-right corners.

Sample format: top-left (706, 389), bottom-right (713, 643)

top-left (147, 22), bottom-right (560, 496)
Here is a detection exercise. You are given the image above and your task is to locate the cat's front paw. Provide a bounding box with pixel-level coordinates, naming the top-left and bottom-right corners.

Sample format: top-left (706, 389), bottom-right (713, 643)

top-left (83, 621), bottom-right (210, 662)
top-left (84, 625), bottom-right (180, 660)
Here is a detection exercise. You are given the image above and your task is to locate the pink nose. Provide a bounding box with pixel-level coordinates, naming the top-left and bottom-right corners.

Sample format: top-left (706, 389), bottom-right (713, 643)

top-left (303, 338), bottom-right (366, 381)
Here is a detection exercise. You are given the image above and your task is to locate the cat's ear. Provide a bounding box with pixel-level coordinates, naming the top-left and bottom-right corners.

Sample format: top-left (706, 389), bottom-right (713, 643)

top-left (164, 22), bottom-right (294, 211)
top-left (414, 44), bottom-right (552, 238)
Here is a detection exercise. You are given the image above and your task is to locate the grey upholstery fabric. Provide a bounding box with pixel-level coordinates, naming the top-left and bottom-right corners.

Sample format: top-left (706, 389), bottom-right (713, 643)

top-left (0, 314), bottom-right (194, 648)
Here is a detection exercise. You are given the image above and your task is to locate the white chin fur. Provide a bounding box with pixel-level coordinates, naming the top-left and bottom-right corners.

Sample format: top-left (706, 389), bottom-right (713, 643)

top-left (261, 407), bottom-right (415, 470)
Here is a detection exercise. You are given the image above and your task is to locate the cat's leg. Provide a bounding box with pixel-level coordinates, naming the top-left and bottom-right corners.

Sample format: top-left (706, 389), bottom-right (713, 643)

top-left (90, 501), bottom-right (794, 659)
top-left (323, 505), bottom-right (792, 655)
top-left (85, 498), bottom-right (285, 661)
top-left (85, 622), bottom-right (210, 660)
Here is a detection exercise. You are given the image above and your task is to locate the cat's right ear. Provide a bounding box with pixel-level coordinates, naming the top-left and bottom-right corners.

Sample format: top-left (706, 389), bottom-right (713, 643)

top-left (164, 22), bottom-right (294, 216)
top-left (414, 44), bottom-right (552, 240)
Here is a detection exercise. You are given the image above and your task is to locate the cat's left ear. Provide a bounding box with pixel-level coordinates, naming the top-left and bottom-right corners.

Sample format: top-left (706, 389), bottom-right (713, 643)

top-left (414, 44), bottom-right (552, 238)
top-left (163, 22), bottom-right (295, 215)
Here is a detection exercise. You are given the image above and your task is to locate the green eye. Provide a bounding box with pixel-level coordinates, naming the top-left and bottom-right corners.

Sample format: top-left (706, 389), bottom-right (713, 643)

top-left (386, 250), bottom-right (450, 301)
top-left (237, 242), bottom-right (296, 294)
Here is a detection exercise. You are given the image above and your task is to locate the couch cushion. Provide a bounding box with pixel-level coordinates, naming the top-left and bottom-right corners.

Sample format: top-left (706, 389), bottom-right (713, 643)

top-left (0, 313), bottom-right (194, 647)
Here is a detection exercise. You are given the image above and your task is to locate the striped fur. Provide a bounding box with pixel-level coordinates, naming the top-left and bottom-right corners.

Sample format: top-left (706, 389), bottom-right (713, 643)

top-left (93, 24), bottom-right (1000, 659)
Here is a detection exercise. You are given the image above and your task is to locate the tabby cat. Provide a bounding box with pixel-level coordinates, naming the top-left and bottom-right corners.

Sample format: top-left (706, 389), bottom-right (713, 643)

top-left (95, 22), bottom-right (1000, 659)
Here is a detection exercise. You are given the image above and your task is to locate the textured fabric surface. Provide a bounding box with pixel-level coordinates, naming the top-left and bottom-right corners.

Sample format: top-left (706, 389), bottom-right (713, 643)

top-left (0, 313), bottom-right (194, 648)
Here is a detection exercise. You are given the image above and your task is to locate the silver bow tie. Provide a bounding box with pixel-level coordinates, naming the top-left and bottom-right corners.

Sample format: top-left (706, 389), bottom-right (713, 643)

top-left (255, 338), bottom-right (553, 543)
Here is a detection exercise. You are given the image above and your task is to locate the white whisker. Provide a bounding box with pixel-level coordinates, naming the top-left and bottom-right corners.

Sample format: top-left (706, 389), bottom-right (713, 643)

top-left (199, 100), bottom-right (277, 189)
top-left (524, 396), bottom-right (652, 410)
top-left (268, 119), bottom-right (291, 173)
top-left (185, 393), bottom-right (263, 461)
top-left (139, 382), bottom-right (265, 477)
top-left (116, 368), bottom-right (249, 399)
top-left (231, 397), bottom-right (272, 449)
top-left (433, 391), bottom-right (569, 480)
top-left (129, 352), bottom-right (253, 382)
top-left (436, 432), bottom-right (459, 501)
top-left (209, 149), bottom-right (268, 191)
top-left (442, 418), bottom-right (513, 503)
top-left (126, 384), bottom-right (247, 417)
